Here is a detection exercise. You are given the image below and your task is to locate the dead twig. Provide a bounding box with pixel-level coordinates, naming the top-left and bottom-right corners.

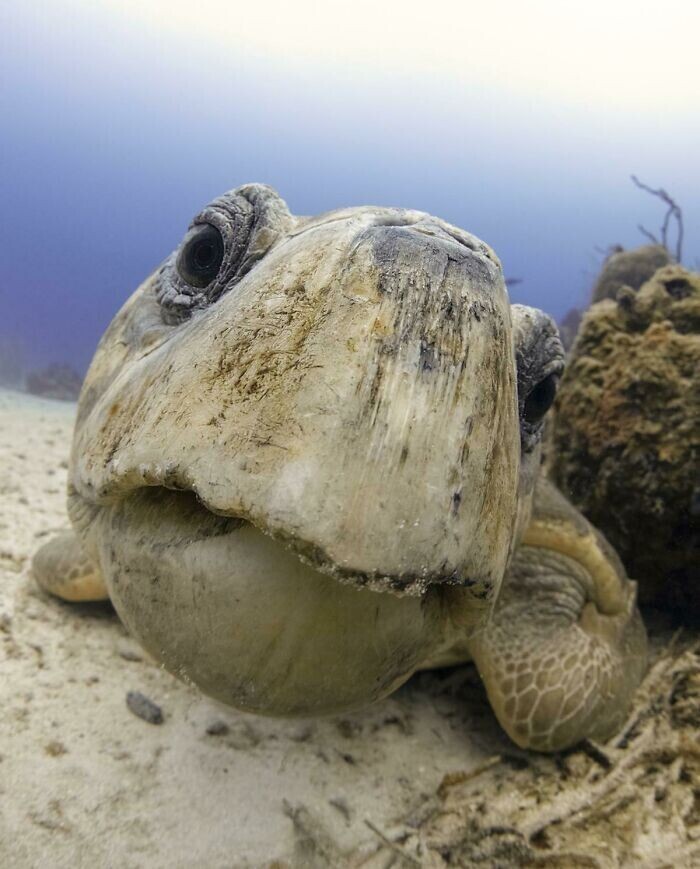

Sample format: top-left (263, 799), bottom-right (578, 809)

top-left (437, 755), bottom-right (503, 799)
top-left (631, 174), bottom-right (684, 261)
top-left (363, 820), bottom-right (421, 867)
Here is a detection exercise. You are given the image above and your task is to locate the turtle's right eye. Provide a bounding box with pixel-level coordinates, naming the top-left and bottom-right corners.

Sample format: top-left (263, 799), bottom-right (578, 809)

top-left (524, 372), bottom-right (558, 424)
top-left (176, 223), bottom-right (225, 288)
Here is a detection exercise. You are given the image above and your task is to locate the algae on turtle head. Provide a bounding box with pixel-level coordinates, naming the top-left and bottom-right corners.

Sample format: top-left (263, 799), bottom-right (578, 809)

top-left (33, 184), bottom-right (647, 752)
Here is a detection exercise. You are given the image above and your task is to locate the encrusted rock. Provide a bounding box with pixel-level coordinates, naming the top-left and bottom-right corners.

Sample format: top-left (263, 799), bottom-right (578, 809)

top-left (591, 244), bottom-right (672, 303)
top-left (550, 264), bottom-right (700, 619)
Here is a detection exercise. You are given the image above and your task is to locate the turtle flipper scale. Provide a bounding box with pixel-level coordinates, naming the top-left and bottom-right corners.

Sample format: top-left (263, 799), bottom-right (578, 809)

top-left (468, 478), bottom-right (647, 752)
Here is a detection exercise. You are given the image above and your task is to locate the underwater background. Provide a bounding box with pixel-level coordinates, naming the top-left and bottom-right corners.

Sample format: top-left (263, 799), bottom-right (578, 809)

top-left (1, 1), bottom-right (699, 377)
top-left (1, 5), bottom-right (699, 865)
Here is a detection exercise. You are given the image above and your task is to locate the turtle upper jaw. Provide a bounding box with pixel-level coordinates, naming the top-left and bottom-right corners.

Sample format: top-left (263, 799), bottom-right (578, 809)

top-left (70, 469), bottom-right (503, 600)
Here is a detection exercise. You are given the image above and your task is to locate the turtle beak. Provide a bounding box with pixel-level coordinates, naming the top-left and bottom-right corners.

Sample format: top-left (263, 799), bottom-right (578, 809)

top-left (71, 213), bottom-right (520, 600)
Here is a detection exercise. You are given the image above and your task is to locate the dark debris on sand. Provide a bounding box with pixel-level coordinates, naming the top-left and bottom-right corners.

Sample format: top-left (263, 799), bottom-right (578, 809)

top-left (126, 691), bottom-right (164, 725)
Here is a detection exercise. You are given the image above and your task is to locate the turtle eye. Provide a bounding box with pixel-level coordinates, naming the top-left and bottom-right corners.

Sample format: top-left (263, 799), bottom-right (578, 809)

top-left (176, 223), bottom-right (225, 288)
top-left (524, 373), bottom-right (558, 424)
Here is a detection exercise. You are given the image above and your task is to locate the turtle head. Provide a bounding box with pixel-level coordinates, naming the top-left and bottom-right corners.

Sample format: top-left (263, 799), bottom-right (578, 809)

top-left (510, 304), bottom-right (565, 535)
top-left (67, 184), bottom-right (561, 714)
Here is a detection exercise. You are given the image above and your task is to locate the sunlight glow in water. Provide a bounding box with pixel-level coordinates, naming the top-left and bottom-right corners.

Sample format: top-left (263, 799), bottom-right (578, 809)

top-left (101, 0), bottom-right (699, 113)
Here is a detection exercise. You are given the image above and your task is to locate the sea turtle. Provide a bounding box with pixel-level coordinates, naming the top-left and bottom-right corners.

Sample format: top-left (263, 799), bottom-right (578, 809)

top-left (32, 184), bottom-right (647, 752)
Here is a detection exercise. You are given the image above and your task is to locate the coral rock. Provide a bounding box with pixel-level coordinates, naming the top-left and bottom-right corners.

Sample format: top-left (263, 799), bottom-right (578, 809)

top-left (591, 244), bottom-right (671, 304)
top-left (550, 265), bottom-right (700, 619)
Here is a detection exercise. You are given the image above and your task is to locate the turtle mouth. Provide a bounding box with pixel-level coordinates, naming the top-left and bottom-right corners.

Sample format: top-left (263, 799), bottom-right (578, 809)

top-left (118, 486), bottom-right (251, 543)
top-left (69, 484), bottom-right (448, 596)
top-left (75, 483), bottom-right (458, 716)
top-left (71, 480), bottom-right (486, 597)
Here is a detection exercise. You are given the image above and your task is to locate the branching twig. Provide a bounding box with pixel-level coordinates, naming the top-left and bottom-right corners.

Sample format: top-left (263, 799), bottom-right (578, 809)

top-left (631, 175), bottom-right (684, 261)
top-left (363, 820), bottom-right (421, 866)
top-left (637, 224), bottom-right (660, 245)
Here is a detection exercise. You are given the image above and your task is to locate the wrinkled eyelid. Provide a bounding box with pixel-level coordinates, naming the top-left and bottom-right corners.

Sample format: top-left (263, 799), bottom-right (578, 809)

top-left (547, 357), bottom-right (565, 379)
top-left (541, 339), bottom-right (566, 378)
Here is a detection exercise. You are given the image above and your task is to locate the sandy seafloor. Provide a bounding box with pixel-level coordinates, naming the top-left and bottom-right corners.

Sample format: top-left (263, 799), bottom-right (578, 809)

top-left (0, 387), bottom-right (514, 868)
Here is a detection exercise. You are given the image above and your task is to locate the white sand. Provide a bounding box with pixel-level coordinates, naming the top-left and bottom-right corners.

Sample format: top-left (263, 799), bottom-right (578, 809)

top-left (0, 388), bottom-right (508, 868)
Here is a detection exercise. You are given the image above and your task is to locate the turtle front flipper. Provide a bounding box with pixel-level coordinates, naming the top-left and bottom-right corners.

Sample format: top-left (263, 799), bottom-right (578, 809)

top-left (468, 477), bottom-right (647, 752)
top-left (32, 531), bottom-right (109, 602)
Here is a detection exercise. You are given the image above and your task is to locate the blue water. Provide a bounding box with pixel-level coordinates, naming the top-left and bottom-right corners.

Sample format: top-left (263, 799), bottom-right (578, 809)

top-left (1, 4), bottom-right (698, 375)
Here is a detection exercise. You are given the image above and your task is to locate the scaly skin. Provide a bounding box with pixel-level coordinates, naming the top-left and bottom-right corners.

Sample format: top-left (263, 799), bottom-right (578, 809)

top-left (467, 477), bottom-right (646, 751)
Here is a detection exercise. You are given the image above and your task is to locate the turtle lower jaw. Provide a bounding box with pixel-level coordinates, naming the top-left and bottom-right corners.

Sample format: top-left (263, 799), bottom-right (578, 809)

top-left (79, 485), bottom-right (456, 716)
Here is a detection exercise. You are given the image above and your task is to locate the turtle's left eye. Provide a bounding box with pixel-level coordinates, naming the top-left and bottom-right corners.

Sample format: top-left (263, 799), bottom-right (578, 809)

top-left (176, 223), bottom-right (225, 288)
top-left (524, 373), bottom-right (558, 424)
